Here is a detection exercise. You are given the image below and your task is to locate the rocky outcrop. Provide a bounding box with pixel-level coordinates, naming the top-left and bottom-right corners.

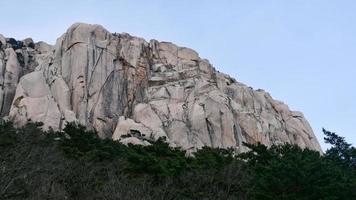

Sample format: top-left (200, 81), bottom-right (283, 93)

top-left (0, 23), bottom-right (322, 152)
top-left (0, 34), bottom-right (50, 118)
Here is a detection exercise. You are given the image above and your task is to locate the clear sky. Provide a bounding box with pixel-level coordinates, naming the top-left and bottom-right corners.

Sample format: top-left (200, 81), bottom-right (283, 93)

top-left (1, 0), bottom-right (355, 150)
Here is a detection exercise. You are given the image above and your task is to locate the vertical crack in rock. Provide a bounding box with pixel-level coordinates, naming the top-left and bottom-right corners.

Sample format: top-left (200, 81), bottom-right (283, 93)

top-left (84, 41), bottom-right (90, 125)
top-left (89, 69), bottom-right (116, 123)
top-left (219, 110), bottom-right (225, 147)
top-left (233, 124), bottom-right (240, 147)
top-left (205, 118), bottom-right (215, 147)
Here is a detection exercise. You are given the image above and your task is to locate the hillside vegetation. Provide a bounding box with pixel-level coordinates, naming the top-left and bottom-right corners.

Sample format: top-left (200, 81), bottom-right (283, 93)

top-left (0, 121), bottom-right (355, 200)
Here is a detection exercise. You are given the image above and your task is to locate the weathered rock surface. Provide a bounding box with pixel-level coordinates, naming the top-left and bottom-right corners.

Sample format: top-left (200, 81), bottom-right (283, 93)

top-left (0, 23), bottom-right (322, 152)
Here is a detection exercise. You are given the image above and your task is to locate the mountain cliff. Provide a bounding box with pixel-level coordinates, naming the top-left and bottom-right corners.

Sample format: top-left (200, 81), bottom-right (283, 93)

top-left (0, 23), bottom-right (321, 152)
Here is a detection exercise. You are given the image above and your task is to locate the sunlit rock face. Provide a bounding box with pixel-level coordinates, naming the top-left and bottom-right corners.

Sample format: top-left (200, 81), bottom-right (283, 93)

top-left (0, 23), bottom-right (322, 152)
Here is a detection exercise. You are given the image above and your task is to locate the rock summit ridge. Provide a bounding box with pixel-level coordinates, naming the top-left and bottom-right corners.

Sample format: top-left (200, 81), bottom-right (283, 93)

top-left (0, 23), bottom-right (322, 152)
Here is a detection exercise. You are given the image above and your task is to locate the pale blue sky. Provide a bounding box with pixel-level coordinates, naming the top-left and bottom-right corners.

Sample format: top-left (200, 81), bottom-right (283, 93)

top-left (1, 0), bottom-right (355, 150)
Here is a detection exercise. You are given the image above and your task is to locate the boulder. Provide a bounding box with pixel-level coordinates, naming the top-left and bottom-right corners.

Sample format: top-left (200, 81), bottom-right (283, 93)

top-left (112, 116), bottom-right (153, 140)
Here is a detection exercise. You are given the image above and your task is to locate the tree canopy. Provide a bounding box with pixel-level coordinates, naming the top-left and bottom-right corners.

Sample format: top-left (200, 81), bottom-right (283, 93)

top-left (0, 121), bottom-right (355, 199)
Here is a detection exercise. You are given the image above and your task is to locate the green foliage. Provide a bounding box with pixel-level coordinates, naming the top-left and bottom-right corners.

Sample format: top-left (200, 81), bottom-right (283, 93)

top-left (59, 122), bottom-right (125, 161)
top-left (0, 122), bottom-right (355, 200)
top-left (123, 138), bottom-right (190, 177)
top-left (193, 146), bottom-right (234, 170)
top-left (240, 139), bottom-right (356, 200)
top-left (323, 128), bottom-right (356, 168)
top-left (0, 121), bottom-right (17, 146)
top-left (58, 124), bottom-right (237, 177)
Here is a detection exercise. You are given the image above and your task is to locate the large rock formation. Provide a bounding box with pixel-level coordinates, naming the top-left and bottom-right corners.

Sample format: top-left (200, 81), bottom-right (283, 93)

top-left (0, 23), bottom-right (322, 152)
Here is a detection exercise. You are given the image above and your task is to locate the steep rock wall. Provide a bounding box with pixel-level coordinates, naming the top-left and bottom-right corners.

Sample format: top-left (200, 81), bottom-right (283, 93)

top-left (0, 23), bottom-right (321, 152)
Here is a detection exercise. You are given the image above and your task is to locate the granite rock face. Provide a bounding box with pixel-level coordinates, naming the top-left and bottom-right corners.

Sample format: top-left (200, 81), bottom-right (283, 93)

top-left (0, 23), bottom-right (322, 152)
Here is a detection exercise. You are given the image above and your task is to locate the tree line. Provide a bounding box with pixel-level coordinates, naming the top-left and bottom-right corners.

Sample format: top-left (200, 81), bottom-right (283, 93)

top-left (0, 121), bottom-right (355, 199)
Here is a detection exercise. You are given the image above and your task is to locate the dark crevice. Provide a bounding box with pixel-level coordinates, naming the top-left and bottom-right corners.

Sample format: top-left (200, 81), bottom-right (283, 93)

top-left (205, 118), bottom-right (214, 147)
top-left (96, 117), bottom-right (107, 122)
top-left (65, 41), bottom-right (85, 52)
top-left (219, 111), bottom-right (224, 146)
top-left (233, 124), bottom-right (240, 147)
